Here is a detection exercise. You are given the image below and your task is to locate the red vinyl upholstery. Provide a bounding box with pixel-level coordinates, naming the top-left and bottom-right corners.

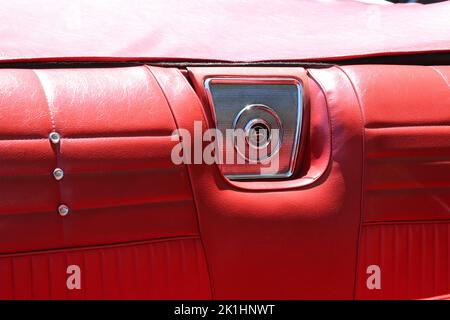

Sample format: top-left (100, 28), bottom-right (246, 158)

top-left (0, 237), bottom-right (210, 299)
top-left (0, 64), bottom-right (448, 299)
top-left (165, 66), bottom-right (364, 299)
top-left (340, 65), bottom-right (450, 299)
top-left (0, 66), bottom-right (211, 299)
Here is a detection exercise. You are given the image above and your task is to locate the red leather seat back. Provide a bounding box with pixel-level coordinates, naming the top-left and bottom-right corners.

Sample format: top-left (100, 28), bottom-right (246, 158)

top-left (0, 66), bottom-right (211, 299)
top-left (342, 65), bottom-right (450, 299)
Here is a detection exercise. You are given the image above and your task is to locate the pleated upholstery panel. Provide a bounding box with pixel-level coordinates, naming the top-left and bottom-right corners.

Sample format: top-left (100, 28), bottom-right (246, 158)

top-left (0, 66), bottom-right (200, 253)
top-left (364, 125), bottom-right (450, 223)
top-left (343, 65), bottom-right (450, 299)
top-left (0, 237), bottom-right (211, 299)
top-left (356, 223), bottom-right (450, 299)
top-left (0, 66), bottom-right (211, 299)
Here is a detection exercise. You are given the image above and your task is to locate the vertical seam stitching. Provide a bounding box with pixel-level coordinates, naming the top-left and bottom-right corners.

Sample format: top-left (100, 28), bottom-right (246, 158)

top-left (334, 65), bottom-right (367, 300)
top-left (143, 65), bottom-right (215, 299)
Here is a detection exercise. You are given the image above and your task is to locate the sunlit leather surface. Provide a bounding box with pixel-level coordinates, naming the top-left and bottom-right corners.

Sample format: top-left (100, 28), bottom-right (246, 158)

top-left (342, 65), bottom-right (450, 299)
top-left (0, 64), bottom-right (448, 299)
top-left (0, 66), bottom-right (210, 299)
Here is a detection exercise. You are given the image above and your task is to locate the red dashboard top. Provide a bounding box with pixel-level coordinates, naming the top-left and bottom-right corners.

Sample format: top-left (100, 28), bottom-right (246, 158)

top-left (1, 0), bottom-right (449, 63)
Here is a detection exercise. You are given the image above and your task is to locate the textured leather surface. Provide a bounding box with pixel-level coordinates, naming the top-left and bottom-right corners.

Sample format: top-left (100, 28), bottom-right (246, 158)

top-left (0, 237), bottom-right (211, 299)
top-left (0, 66), bottom-right (211, 299)
top-left (0, 66), bottom-right (200, 253)
top-left (0, 0), bottom-right (449, 63)
top-left (1, 63), bottom-right (449, 299)
top-left (342, 65), bottom-right (450, 223)
top-left (156, 66), bottom-right (363, 299)
top-left (341, 65), bottom-right (450, 299)
top-left (356, 222), bottom-right (450, 300)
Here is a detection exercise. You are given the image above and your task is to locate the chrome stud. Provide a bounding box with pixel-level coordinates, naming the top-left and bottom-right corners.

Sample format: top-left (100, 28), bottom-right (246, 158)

top-left (58, 204), bottom-right (69, 216)
top-left (53, 168), bottom-right (64, 181)
top-left (49, 131), bottom-right (60, 144)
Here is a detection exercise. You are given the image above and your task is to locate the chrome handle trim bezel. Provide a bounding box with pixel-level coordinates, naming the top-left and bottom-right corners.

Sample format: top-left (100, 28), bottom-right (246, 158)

top-left (204, 77), bottom-right (303, 180)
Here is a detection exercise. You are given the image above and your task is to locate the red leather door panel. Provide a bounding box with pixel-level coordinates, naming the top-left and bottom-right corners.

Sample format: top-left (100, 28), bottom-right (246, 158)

top-left (0, 237), bottom-right (210, 299)
top-left (0, 66), bottom-right (211, 299)
top-left (1, 63), bottom-right (448, 300)
top-left (154, 66), bottom-right (364, 299)
top-left (340, 65), bottom-right (450, 299)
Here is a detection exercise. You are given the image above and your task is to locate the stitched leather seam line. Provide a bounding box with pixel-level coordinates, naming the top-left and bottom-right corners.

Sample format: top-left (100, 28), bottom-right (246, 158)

top-left (334, 65), bottom-right (367, 300)
top-left (0, 235), bottom-right (201, 258)
top-left (0, 197), bottom-right (194, 217)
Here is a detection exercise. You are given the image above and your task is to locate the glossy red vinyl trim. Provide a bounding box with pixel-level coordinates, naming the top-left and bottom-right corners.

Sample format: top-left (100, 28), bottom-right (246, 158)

top-left (188, 67), bottom-right (331, 191)
top-left (0, 66), bottom-right (201, 254)
top-left (342, 65), bottom-right (450, 300)
top-left (1, 63), bottom-right (448, 299)
top-left (0, 237), bottom-right (211, 299)
top-left (152, 66), bottom-right (364, 298)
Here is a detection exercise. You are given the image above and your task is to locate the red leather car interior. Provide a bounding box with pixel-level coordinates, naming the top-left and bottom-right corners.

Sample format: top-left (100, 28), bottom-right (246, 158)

top-left (343, 65), bottom-right (450, 299)
top-left (0, 64), bottom-right (448, 299)
top-left (0, 66), bottom-right (210, 298)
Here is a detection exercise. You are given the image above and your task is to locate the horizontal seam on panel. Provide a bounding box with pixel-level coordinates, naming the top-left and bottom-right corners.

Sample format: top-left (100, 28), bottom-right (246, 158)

top-left (62, 134), bottom-right (178, 140)
top-left (74, 197), bottom-right (194, 213)
top-left (0, 235), bottom-right (201, 258)
top-left (367, 155), bottom-right (450, 162)
top-left (365, 124), bottom-right (450, 129)
top-left (0, 165), bottom-right (183, 178)
top-left (363, 219), bottom-right (450, 226)
top-left (0, 134), bottom-right (179, 141)
top-left (61, 165), bottom-right (183, 176)
top-left (0, 198), bottom-right (194, 217)
top-left (366, 184), bottom-right (450, 192)
top-left (0, 137), bottom-right (47, 141)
